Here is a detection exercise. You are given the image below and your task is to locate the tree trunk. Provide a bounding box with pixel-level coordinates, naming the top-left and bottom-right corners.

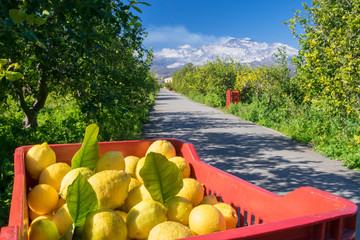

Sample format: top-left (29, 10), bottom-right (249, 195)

top-left (13, 77), bottom-right (49, 129)
top-left (23, 109), bottom-right (38, 128)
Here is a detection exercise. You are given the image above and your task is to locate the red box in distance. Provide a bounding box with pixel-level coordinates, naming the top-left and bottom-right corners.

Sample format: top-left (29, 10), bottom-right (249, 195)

top-left (0, 139), bottom-right (358, 240)
top-left (226, 89), bottom-right (241, 109)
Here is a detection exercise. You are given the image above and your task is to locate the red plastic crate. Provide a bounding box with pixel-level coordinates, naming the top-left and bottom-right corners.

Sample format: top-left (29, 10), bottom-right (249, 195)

top-left (226, 89), bottom-right (241, 109)
top-left (0, 139), bottom-right (357, 240)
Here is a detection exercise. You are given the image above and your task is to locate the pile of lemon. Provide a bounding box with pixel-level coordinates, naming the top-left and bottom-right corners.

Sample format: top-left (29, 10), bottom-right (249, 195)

top-left (26, 140), bottom-right (238, 240)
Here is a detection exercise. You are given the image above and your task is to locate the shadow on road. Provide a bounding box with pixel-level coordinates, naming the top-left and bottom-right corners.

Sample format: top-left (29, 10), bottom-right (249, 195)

top-left (145, 110), bottom-right (360, 201)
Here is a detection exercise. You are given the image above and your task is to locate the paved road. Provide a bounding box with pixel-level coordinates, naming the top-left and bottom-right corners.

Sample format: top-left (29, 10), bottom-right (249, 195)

top-left (143, 88), bottom-right (360, 238)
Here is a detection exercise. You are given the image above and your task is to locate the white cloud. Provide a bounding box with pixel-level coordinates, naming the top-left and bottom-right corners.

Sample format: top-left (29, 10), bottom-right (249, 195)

top-left (143, 25), bottom-right (232, 50)
top-left (179, 44), bottom-right (192, 49)
top-left (155, 48), bottom-right (184, 58)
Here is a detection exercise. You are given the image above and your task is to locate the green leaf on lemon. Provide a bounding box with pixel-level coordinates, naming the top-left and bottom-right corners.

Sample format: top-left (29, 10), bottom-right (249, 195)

top-left (71, 124), bottom-right (99, 170)
top-left (66, 174), bottom-right (98, 226)
top-left (140, 152), bottom-right (183, 204)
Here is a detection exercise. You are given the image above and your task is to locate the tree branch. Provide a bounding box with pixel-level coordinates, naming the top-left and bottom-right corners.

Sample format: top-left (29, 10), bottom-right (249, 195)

top-left (12, 81), bottom-right (29, 113)
top-left (33, 77), bottom-right (48, 112)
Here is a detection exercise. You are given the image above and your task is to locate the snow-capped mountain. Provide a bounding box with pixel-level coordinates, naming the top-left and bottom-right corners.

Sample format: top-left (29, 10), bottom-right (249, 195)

top-left (151, 38), bottom-right (298, 78)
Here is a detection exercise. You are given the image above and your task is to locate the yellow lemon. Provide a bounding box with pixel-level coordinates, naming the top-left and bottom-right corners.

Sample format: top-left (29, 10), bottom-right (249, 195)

top-left (83, 209), bottom-right (127, 240)
top-left (176, 178), bottom-right (204, 206)
top-left (31, 214), bottom-right (53, 224)
top-left (214, 202), bottom-right (238, 229)
top-left (52, 204), bottom-right (73, 236)
top-left (28, 218), bottom-right (59, 240)
top-left (134, 157), bottom-right (145, 183)
top-left (169, 156), bottom-right (191, 178)
top-left (59, 167), bottom-right (93, 199)
top-left (39, 162), bottom-right (71, 192)
top-left (88, 170), bottom-right (131, 209)
top-left (148, 221), bottom-right (193, 240)
top-left (95, 151), bottom-right (125, 172)
top-left (26, 142), bottom-right (56, 179)
top-left (199, 195), bottom-right (218, 205)
top-left (128, 178), bottom-right (142, 192)
top-left (28, 208), bottom-right (51, 221)
top-left (124, 156), bottom-right (140, 177)
top-left (121, 185), bottom-right (152, 212)
top-left (189, 204), bottom-right (226, 235)
top-left (126, 200), bottom-right (167, 239)
top-left (54, 198), bottom-right (67, 213)
top-left (115, 210), bottom-right (128, 223)
top-left (165, 196), bottom-right (193, 226)
top-left (28, 184), bottom-right (59, 215)
top-left (146, 140), bottom-right (176, 159)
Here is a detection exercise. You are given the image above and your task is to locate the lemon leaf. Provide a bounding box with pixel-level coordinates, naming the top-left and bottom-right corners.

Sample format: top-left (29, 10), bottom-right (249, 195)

top-left (71, 124), bottom-right (99, 170)
top-left (9, 9), bottom-right (26, 25)
top-left (34, 17), bottom-right (47, 25)
top-left (5, 71), bottom-right (23, 81)
top-left (140, 152), bottom-right (183, 204)
top-left (25, 14), bottom-right (36, 24)
top-left (131, 5), bottom-right (142, 13)
top-left (66, 174), bottom-right (98, 226)
top-left (0, 59), bottom-right (8, 65)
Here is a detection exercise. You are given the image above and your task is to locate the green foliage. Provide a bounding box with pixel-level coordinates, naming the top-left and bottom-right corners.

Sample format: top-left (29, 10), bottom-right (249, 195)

top-left (172, 58), bottom-right (243, 108)
top-left (174, 39), bottom-right (360, 170)
top-left (0, 60), bottom-right (23, 103)
top-left (0, 60), bottom-right (23, 81)
top-left (172, 63), bottom-right (197, 95)
top-left (285, 0), bottom-right (360, 119)
top-left (204, 92), bottom-right (223, 107)
top-left (0, 157), bottom-right (13, 227)
top-left (162, 82), bottom-right (173, 88)
top-left (1, 0), bottom-right (156, 128)
top-left (0, 0), bottom-right (158, 227)
top-left (235, 48), bottom-right (300, 108)
top-left (228, 99), bottom-right (360, 170)
top-left (172, 52), bottom-right (293, 110)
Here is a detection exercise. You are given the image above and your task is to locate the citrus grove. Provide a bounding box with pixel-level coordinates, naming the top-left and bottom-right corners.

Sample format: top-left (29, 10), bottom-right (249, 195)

top-left (25, 124), bottom-right (238, 240)
top-left (169, 0), bottom-right (360, 170)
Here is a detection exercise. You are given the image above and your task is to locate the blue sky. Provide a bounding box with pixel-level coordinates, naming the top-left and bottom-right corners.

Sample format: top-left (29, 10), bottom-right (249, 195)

top-left (138, 0), bottom-right (311, 51)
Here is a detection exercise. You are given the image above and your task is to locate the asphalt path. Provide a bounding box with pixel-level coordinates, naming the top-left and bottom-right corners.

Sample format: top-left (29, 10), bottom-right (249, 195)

top-left (143, 88), bottom-right (360, 238)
